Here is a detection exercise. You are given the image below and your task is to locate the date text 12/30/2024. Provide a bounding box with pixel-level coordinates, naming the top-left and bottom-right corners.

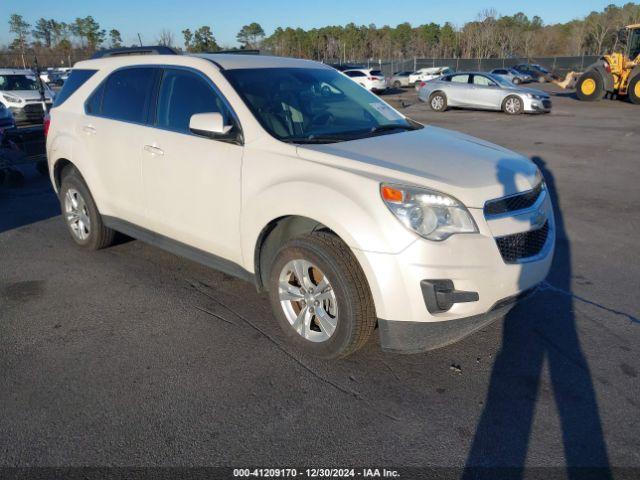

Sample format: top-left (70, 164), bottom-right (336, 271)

top-left (233, 468), bottom-right (401, 478)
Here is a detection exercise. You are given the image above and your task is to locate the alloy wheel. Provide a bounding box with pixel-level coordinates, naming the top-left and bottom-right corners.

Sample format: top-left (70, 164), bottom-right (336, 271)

top-left (64, 188), bottom-right (91, 241)
top-left (278, 259), bottom-right (338, 342)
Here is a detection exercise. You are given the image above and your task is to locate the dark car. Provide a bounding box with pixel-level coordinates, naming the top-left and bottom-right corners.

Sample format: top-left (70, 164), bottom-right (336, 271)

top-left (512, 64), bottom-right (553, 83)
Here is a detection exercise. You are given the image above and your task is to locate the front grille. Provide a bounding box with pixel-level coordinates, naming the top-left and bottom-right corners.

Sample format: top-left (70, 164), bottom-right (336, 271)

top-left (484, 182), bottom-right (543, 216)
top-left (496, 221), bottom-right (549, 263)
top-left (542, 99), bottom-right (552, 108)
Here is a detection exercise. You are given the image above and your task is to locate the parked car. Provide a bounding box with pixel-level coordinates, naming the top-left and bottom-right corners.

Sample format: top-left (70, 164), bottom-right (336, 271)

top-left (490, 68), bottom-right (531, 84)
top-left (0, 69), bottom-right (55, 125)
top-left (46, 49), bottom-right (554, 358)
top-left (512, 64), bottom-right (553, 83)
top-left (343, 68), bottom-right (387, 93)
top-left (388, 71), bottom-right (413, 88)
top-left (418, 72), bottom-right (552, 114)
top-left (409, 66), bottom-right (454, 87)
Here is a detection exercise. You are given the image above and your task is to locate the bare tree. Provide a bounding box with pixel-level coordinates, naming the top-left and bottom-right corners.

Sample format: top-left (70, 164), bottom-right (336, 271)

top-left (157, 29), bottom-right (175, 47)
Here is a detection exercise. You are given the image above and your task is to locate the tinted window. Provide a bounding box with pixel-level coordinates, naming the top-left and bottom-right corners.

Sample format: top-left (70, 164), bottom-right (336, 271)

top-left (85, 82), bottom-right (105, 114)
top-left (53, 69), bottom-right (96, 107)
top-left (100, 67), bottom-right (158, 123)
top-left (345, 71), bottom-right (365, 77)
top-left (155, 69), bottom-right (228, 133)
top-left (370, 70), bottom-right (383, 76)
top-left (494, 69), bottom-right (507, 75)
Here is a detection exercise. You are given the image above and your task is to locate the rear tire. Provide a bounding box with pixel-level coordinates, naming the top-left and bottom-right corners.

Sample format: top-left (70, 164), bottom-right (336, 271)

top-left (267, 232), bottom-right (376, 359)
top-left (393, 80), bottom-right (401, 88)
top-left (576, 70), bottom-right (604, 101)
top-left (502, 95), bottom-right (524, 115)
top-left (58, 167), bottom-right (115, 250)
top-left (429, 92), bottom-right (448, 112)
top-left (628, 75), bottom-right (640, 105)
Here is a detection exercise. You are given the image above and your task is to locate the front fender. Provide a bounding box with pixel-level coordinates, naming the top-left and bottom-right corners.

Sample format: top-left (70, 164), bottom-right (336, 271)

top-left (239, 150), bottom-right (418, 272)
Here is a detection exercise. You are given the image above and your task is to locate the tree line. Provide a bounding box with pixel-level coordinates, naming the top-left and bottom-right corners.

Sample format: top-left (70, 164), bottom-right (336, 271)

top-left (2, 3), bottom-right (640, 69)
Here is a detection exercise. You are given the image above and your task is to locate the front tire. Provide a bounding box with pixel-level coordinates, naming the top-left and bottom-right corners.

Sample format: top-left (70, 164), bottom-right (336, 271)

top-left (267, 232), bottom-right (376, 359)
top-left (628, 75), bottom-right (640, 105)
top-left (393, 80), bottom-right (401, 88)
top-left (502, 95), bottom-right (524, 115)
top-left (576, 70), bottom-right (604, 101)
top-left (59, 167), bottom-right (115, 250)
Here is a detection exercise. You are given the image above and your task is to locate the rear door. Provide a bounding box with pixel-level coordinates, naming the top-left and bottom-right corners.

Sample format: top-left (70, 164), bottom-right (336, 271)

top-left (445, 74), bottom-right (471, 105)
top-left (140, 67), bottom-right (244, 263)
top-left (81, 66), bottom-right (160, 225)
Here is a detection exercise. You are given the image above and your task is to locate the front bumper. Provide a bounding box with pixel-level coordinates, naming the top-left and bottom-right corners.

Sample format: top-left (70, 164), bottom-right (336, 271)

top-left (351, 189), bottom-right (555, 351)
top-left (524, 97), bottom-right (552, 113)
top-left (379, 288), bottom-right (535, 353)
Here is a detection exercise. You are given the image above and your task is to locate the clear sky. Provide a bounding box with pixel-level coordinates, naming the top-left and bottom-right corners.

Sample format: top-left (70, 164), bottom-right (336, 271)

top-left (0, 0), bottom-right (630, 48)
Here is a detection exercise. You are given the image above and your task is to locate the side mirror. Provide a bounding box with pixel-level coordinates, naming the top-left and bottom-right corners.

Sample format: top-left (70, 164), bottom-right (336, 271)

top-left (189, 112), bottom-right (233, 138)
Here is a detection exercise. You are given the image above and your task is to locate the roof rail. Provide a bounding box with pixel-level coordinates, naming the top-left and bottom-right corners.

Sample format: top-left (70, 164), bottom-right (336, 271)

top-left (91, 46), bottom-right (180, 59)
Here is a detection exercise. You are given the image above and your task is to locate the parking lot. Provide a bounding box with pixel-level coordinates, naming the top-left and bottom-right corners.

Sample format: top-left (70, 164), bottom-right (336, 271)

top-left (1, 83), bottom-right (639, 473)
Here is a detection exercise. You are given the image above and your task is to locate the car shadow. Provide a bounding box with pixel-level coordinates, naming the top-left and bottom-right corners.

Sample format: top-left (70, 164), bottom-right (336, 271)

top-left (462, 157), bottom-right (611, 479)
top-left (0, 163), bottom-right (60, 233)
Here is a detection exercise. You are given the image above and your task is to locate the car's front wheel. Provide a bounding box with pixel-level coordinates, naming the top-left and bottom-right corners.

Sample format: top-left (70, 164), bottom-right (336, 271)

top-left (59, 167), bottom-right (115, 250)
top-left (502, 95), bottom-right (524, 115)
top-left (267, 232), bottom-right (376, 359)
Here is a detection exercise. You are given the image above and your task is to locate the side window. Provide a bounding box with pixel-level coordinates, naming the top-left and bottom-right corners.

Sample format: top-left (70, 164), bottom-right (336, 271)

top-left (473, 75), bottom-right (495, 86)
top-left (53, 69), bottom-right (96, 107)
top-left (155, 68), bottom-right (229, 134)
top-left (451, 74), bottom-right (470, 84)
top-left (85, 82), bottom-right (105, 115)
top-left (346, 71), bottom-right (365, 78)
top-left (100, 67), bottom-right (158, 124)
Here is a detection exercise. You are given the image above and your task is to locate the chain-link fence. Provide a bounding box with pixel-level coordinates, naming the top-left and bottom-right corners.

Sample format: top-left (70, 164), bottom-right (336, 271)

top-left (337, 56), bottom-right (600, 78)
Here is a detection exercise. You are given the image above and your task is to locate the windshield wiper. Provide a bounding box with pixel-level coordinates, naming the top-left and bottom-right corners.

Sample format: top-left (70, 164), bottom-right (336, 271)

top-left (369, 124), bottom-right (417, 134)
top-left (284, 134), bottom-right (353, 144)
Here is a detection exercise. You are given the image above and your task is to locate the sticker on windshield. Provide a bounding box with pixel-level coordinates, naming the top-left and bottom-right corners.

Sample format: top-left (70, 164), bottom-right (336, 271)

top-left (369, 102), bottom-right (403, 121)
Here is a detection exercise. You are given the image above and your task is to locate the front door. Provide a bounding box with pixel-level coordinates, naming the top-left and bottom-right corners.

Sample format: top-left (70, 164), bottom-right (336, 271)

top-left (140, 68), bottom-right (244, 265)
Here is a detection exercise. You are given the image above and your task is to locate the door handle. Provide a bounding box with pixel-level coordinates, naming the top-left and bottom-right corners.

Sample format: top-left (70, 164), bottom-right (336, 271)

top-left (82, 125), bottom-right (96, 135)
top-left (143, 144), bottom-right (164, 156)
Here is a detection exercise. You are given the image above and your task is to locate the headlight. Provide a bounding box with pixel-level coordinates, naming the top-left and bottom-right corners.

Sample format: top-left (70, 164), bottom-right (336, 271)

top-left (1, 93), bottom-right (22, 104)
top-left (381, 184), bottom-right (478, 241)
top-left (526, 93), bottom-right (543, 100)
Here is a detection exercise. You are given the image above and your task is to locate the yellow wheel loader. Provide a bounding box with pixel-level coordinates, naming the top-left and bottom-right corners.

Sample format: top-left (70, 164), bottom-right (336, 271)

top-left (576, 24), bottom-right (640, 104)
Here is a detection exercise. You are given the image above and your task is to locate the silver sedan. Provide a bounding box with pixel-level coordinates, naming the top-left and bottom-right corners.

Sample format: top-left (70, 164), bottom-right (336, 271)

top-left (418, 72), bottom-right (551, 114)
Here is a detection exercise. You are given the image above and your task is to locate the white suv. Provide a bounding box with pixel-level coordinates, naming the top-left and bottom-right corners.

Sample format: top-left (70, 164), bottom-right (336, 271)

top-left (342, 69), bottom-right (387, 93)
top-left (46, 49), bottom-right (555, 358)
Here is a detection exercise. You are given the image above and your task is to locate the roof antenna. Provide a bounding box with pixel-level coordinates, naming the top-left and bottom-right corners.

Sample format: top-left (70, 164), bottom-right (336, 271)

top-left (137, 33), bottom-right (143, 47)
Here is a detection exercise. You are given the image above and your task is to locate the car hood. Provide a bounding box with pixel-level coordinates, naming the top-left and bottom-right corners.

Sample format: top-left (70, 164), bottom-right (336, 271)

top-left (2, 90), bottom-right (53, 102)
top-left (296, 126), bottom-right (539, 208)
top-left (504, 85), bottom-right (550, 97)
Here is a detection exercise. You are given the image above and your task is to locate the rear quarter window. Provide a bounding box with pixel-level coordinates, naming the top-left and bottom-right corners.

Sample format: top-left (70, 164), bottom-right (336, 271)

top-left (52, 69), bottom-right (97, 107)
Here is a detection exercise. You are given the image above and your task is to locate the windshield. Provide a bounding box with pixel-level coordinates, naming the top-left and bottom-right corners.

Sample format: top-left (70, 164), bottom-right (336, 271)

top-left (224, 67), bottom-right (418, 143)
top-left (0, 74), bottom-right (40, 91)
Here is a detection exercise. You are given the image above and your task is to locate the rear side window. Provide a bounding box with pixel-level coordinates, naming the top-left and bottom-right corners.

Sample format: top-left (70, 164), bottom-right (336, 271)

top-left (155, 69), bottom-right (229, 134)
top-left (99, 67), bottom-right (158, 124)
top-left (346, 71), bottom-right (365, 77)
top-left (370, 70), bottom-right (383, 76)
top-left (451, 74), bottom-right (470, 84)
top-left (52, 69), bottom-right (96, 107)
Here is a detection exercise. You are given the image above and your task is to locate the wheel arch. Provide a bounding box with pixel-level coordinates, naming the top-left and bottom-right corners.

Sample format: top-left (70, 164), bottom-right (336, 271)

top-left (582, 60), bottom-right (614, 92)
top-left (253, 215), bottom-right (339, 291)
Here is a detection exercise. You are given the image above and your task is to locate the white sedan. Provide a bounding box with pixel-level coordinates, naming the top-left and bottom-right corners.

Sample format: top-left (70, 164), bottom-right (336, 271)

top-left (343, 69), bottom-right (387, 93)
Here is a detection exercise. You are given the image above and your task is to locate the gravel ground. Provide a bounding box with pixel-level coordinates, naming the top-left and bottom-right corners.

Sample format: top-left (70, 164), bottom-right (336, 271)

top-left (1, 84), bottom-right (639, 476)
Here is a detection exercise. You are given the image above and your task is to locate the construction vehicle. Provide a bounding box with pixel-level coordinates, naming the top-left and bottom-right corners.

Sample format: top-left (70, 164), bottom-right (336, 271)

top-left (576, 24), bottom-right (640, 104)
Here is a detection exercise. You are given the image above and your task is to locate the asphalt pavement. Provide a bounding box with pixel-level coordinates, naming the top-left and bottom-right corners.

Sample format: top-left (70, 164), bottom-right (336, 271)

top-left (1, 84), bottom-right (638, 476)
